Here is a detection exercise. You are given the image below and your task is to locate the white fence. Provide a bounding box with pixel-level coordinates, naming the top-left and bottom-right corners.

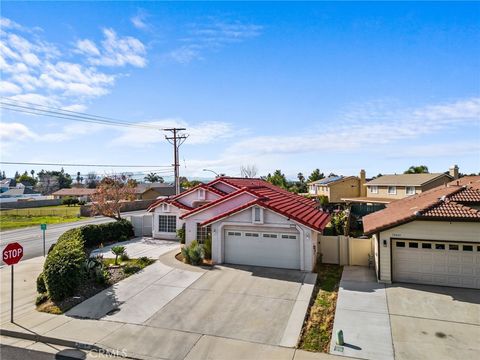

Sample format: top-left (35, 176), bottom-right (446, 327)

top-left (319, 235), bottom-right (373, 266)
top-left (130, 214), bottom-right (153, 237)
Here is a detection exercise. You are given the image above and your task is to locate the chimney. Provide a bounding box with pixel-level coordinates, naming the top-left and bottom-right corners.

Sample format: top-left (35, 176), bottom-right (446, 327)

top-left (359, 169), bottom-right (367, 197)
top-left (449, 165), bottom-right (459, 180)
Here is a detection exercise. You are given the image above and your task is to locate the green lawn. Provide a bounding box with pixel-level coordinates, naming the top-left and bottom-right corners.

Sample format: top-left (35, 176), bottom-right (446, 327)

top-left (0, 205), bottom-right (85, 231)
top-left (299, 264), bottom-right (343, 352)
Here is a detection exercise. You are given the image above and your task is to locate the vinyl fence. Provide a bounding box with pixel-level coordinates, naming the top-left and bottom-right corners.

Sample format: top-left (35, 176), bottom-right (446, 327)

top-left (130, 214), bottom-right (153, 237)
top-left (319, 235), bottom-right (373, 266)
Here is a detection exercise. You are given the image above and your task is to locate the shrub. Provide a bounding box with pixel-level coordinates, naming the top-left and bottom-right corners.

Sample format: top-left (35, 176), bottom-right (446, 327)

top-left (203, 236), bottom-right (212, 260)
top-left (120, 253), bottom-right (130, 261)
top-left (76, 220), bottom-right (134, 248)
top-left (188, 240), bottom-right (203, 266)
top-left (177, 227), bottom-right (186, 244)
top-left (35, 293), bottom-right (48, 306)
top-left (111, 245), bottom-right (126, 265)
top-left (123, 264), bottom-right (141, 276)
top-left (43, 235), bottom-right (86, 301)
top-left (181, 246), bottom-right (190, 264)
top-left (78, 200), bottom-right (86, 206)
top-left (36, 272), bottom-right (47, 293)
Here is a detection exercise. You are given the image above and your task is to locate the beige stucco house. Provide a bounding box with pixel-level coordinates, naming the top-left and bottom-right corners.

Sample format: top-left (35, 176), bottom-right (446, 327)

top-left (363, 176), bottom-right (480, 289)
top-left (308, 170), bottom-right (367, 203)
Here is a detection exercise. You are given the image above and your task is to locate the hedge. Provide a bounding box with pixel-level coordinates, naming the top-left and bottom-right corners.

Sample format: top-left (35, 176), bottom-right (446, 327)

top-left (40, 219), bottom-right (134, 301)
top-left (43, 234), bottom-right (86, 301)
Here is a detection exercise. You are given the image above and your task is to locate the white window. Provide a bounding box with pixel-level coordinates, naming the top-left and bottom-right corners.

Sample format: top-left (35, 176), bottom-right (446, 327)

top-left (388, 186), bottom-right (397, 195)
top-left (281, 234), bottom-right (297, 239)
top-left (196, 224), bottom-right (211, 244)
top-left (252, 206), bottom-right (263, 223)
top-left (161, 203), bottom-right (170, 212)
top-left (227, 231), bottom-right (241, 236)
top-left (405, 186), bottom-right (415, 195)
top-left (370, 186), bottom-right (378, 194)
top-left (159, 215), bottom-right (176, 233)
top-left (198, 188), bottom-right (206, 200)
top-left (263, 233), bottom-right (278, 238)
top-left (245, 232), bottom-right (259, 237)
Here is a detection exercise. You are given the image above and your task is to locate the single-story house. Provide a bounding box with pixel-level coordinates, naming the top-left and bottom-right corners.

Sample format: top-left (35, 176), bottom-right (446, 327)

top-left (308, 170), bottom-right (367, 203)
top-left (147, 177), bottom-right (330, 271)
top-left (363, 176), bottom-right (480, 289)
top-left (134, 183), bottom-right (176, 200)
top-left (51, 188), bottom-right (97, 202)
top-left (0, 187), bottom-right (40, 198)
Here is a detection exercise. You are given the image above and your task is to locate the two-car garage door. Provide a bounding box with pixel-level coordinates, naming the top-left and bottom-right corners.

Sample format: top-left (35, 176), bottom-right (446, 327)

top-left (393, 240), bottom-right (480, 289)
top-left (224, 230), bottom-right (300, 269)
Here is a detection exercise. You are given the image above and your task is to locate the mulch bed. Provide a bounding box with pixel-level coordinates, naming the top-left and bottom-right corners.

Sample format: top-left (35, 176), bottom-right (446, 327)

top-left (175, 252), bottom-right (213, 266)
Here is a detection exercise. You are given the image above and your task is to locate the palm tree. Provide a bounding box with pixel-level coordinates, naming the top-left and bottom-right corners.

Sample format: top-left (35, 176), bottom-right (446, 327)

top-left (111, 246), bottom-right (126, 265)
top-left (144, 172), bottom-right (162, 183)
top-left (404, 165), bottom-right (429, 174)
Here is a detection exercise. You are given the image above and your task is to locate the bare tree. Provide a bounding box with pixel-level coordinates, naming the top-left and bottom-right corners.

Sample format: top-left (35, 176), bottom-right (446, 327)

top-left (240, 165), bottom-right (258, 178)
top-left (90, 176), bottom-right (136, 220)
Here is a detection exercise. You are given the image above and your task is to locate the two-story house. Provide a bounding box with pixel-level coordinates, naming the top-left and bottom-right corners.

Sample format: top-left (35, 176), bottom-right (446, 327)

top-left (308, 170), bottom-right (367, 203)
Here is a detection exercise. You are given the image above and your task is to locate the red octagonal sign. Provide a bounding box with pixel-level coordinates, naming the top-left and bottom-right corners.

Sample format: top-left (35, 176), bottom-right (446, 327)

top-left (3, 243), bottom-right (24, 265)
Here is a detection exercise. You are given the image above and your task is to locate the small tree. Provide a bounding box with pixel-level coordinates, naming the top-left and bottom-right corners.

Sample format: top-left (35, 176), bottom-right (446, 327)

top-left (404, 165), bottom-right (429, 174)
top-left (240, 165), bottom-right (258, 178)
top-left (91, 176), bottom-right (136, 220)
top-left (111, 246), bottom-right (126, 265)
top-left (308, 169), bottom-right (324, 183)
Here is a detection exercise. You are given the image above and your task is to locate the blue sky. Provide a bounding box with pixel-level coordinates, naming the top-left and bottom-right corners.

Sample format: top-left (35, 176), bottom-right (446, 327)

top-left (1, 1), bottom-right (479, 181)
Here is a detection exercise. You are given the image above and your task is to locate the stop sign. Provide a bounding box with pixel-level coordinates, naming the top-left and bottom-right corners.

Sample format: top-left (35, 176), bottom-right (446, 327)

top-left (3, 243), bottom-right (24, 265)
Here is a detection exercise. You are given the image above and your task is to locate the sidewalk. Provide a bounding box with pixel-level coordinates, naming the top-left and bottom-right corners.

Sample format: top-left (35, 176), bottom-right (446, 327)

top-left (329, 266), bottom-right (394, 360)
top-left (1, 255), bottom-right (345, 360)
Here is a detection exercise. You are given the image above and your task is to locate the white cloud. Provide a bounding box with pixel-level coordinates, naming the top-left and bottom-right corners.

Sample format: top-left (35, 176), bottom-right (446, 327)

top-left (166, 19), bottom-right (262, 64)
top-left (75, 39), bottom-right (100, 56)
top-left (0, 17), bottom-right (147, 112)
top-left (76, 28), bottom-right (147, 67)
top-left (131, 10), bottom-right (150, 30)
top-left (0, 81), bottom-right (22, 95)
top-left (0, 122), bottom-right (35, 141)
top-left (110, 119), bottom-right (240, 147)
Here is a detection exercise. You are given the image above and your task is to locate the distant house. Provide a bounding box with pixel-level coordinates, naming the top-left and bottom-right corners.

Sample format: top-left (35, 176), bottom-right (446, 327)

top-left (0, 187), bottom-right (40, 198)
top-left (51, 188), bottom-right (96, 202)
top-left (0, 178), bottom-right (16, 193)
top-left (363, 175), bottom-right (480, 289)
top-left (308, 170), bottom-right (367, 203)
top-left (134, 183), bottom-right (176, 200)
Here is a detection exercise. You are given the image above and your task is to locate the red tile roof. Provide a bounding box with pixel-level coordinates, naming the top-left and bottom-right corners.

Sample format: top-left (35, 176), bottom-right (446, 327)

top-left (149, 177), bottom-right (330, 231)
top-left (363, 184), bottom-right (480, 234)
top-left (147, 198), bottom-right (193, 212)
top-left (197, 178), bottom-right (330, 231)
top-left (448, 176), bottom-right (480, 190)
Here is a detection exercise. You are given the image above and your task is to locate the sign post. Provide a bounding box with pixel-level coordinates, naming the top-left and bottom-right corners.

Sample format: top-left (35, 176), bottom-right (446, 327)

top-left (2, 242), bottom-right (24, 323)
top-left (40, 223), bottom-right (47, 256)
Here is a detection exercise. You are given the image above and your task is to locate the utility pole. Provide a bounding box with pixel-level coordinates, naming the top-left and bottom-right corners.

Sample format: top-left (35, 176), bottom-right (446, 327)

top-left (165, 128), bottom-right (188, 195)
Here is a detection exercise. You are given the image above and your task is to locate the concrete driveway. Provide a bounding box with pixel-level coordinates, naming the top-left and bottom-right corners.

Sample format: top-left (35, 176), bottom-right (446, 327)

top-left (145, 264), bottom-right (315, 347)
top-left (387, 284), bottom-right (480, 360)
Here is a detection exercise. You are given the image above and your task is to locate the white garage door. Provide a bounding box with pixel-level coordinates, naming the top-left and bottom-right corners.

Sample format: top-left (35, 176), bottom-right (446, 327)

top-left (224, 230), bottom-right (301, 269)
top-left (393, 240), bottom-right (480, 289)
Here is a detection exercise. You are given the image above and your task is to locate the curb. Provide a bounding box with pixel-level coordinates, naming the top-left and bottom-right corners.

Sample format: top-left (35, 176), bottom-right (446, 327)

top-left (0, 328), bottom-right (142, 359)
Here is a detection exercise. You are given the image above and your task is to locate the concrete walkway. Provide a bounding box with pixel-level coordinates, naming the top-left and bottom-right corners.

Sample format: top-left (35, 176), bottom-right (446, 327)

top-left (90, 237), bottom-right (179, 259)
top-left (330, 266), bottom-right (394, 360)
top-left (1, 248), bottom-right (342, 360)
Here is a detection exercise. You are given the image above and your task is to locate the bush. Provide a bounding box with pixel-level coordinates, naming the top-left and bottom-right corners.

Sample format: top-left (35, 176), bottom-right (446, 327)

top-left (203, 236), bottom-right (212, 260)
top-left (177, 227), bottom-right (186, 244)
top-left (36, 272), bottom-right (47, 293)
top-left (123, 264), bottom-right (141, 276)
top-left (35, 293), bottom-right (48, 306)
top-left (181, 246), bottom-right (190, 264)
top-left (75, 220), bottom-right (134, 248)
top-left (188, 240), bottom-right (203, 266)
top-left (43, 234), bottom-right (86, 301)
top-left (120, 253), bottom-right (130, 261)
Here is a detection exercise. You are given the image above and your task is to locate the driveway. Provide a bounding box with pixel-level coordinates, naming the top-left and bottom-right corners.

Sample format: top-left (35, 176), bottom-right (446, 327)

top-left (330, 266), bottom-right (480, 360)
top-left (67, 246), bottom-right (316, 353)
top-left (387, 283), bottom-right (480, 360)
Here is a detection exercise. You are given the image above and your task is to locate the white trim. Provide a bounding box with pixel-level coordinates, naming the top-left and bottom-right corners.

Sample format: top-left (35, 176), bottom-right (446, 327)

top-left (370, 185), bottom-right (378, 194)
top-left (405, 186), bottom-right (415, 195)
top-left (387, 186), bottom-right (397, 195)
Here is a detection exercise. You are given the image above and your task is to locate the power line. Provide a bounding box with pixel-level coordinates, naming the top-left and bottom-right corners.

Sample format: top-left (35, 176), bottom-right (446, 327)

top-left (0, 98), bottom-right (166, 130)
top-left (0, 161), bottom-right (173, 168)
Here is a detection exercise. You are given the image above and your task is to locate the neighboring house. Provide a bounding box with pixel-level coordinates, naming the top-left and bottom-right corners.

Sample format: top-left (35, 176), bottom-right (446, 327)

top-left (0, 187), bottom-right (40, 198)
top-left (0, 178), bottom-right (16, 193)
top-left (343, 166), bottom-right (458, 217)
top-left (134, 183), bottom-right (176, 200)
top-left (308, 170), bottom-right (367, 203)
top-left (363, 176), bottom-right (480, 289)
top-left (147, 177), bottom-right (330, 271)
top-left (51, 188), bottom-right (96, 202)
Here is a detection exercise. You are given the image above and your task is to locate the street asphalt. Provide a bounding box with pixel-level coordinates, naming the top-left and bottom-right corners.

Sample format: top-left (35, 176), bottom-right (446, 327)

top-left (0, 210), bottom-right (147, 262)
